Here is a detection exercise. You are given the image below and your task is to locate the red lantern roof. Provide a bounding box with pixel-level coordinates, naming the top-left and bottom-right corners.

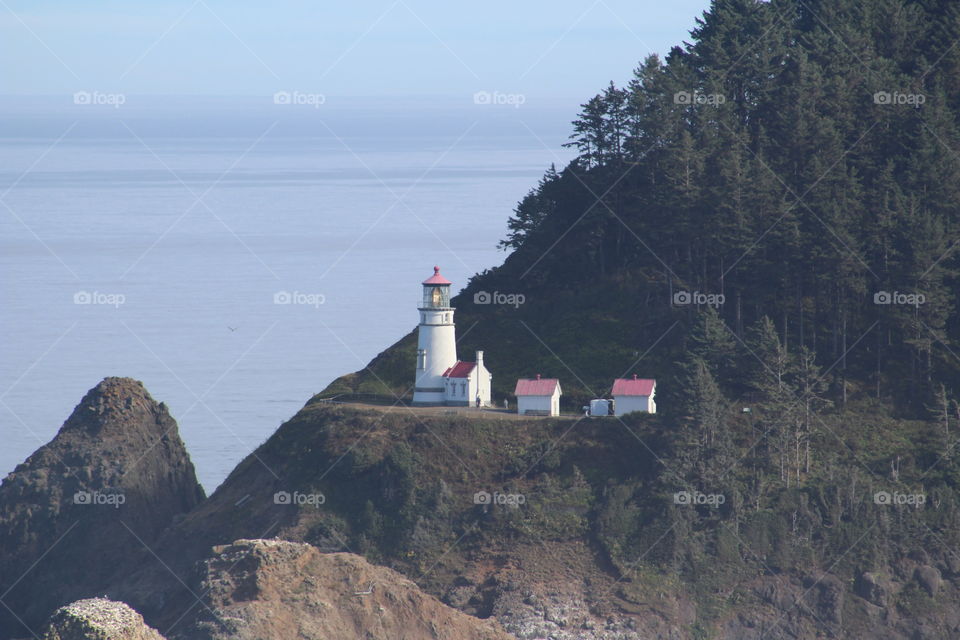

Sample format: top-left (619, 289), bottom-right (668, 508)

top-left (422, 266), bottom-right (452, 285)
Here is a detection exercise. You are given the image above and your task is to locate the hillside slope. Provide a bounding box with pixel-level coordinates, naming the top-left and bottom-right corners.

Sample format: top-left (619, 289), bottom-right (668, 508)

top-left (110, 402), bottom-right (960, 638)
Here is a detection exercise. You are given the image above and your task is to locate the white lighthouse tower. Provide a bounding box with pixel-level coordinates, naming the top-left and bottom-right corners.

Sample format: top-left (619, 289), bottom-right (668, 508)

top-left (413, 266), bottom-right (458, 405)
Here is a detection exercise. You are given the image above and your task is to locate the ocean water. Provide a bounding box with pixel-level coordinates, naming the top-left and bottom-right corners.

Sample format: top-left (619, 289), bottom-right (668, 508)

top-left (0, 97), bottom-right (574, 491)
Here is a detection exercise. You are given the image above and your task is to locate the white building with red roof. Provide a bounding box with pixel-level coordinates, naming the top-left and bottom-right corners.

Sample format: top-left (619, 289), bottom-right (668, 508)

top-left (611, 375), bottom-right (656, 415)
top-left (413, 266), bottom-right (492, 407)
top-left (441, 352), bottom-right (491, 407)
top-left (514, 374), bottom-right (562, 416)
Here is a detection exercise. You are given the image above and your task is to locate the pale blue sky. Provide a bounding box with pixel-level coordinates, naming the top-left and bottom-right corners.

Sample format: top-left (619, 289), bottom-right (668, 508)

top-left (2, 0), bottom-right (712, 104)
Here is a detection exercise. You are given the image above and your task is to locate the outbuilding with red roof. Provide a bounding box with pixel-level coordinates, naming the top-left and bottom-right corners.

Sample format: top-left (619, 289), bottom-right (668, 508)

top-left (611, 374), bottom-right (656, 415)
top-left (514, 374), bottom-right (562, 416)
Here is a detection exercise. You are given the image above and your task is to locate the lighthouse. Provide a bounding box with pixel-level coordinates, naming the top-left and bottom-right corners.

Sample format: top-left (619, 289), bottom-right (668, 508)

top-left (413, 266), bottom-right (458, 405)
top-left (412, 266), bottom-right (493, 406)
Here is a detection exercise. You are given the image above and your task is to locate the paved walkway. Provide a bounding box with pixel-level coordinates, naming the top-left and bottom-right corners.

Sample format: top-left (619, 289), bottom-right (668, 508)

top-left (320, 401), bottom-right (578, 420)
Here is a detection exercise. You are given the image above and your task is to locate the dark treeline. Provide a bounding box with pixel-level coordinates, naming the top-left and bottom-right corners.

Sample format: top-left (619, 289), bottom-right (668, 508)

top-left (321, 2), bottom-right (960, 630)
top-left (325, 4), bottom-right (960, 628)
top-left (499, 0), bottom-right (960, 412)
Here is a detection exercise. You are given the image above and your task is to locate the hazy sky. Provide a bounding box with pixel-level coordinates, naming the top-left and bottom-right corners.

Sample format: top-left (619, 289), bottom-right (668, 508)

top-left (3, 1), bottom-right (712, 104)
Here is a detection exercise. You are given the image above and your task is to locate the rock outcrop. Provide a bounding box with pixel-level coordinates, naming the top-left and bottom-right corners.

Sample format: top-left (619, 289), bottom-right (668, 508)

top-left (915, 565), bottom-right (943, 597)
top-left (177, 539), bottom-right (511, 640)
top-left (0, 378), bottom-right (204, 639)
top-left (856, 571), bottom-right (895, 607)
top-left (41, 599), bottom-right (166, 640)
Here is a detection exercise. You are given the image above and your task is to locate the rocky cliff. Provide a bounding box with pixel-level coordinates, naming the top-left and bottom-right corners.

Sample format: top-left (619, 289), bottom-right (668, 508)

top-left (1, 380), bottom-right (513, 640)
top-left (0, 377), bottom-right (205, 639)
top-left (6, 379), bottom-right (960, 639)
top-left (178, 539), bottom-right (510, 640)
top-left (112, 401), bottom-right (960, 639)
top-left (40, 599), bottom-right (165, 640)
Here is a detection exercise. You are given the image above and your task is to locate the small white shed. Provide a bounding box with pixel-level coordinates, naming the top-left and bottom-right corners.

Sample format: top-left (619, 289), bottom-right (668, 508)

top-left (612, 375), bottom-right (656, 415)
top-left (514, 375), bottom-right (562, 416)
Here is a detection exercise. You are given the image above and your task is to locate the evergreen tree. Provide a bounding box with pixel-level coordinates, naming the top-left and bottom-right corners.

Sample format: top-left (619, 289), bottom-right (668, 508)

top-left (499, 166), bottom-right (559, 250)
top-left (687, 307), bottom-right (737, 383)
top-left (746, 316), bottom-right (798, 484)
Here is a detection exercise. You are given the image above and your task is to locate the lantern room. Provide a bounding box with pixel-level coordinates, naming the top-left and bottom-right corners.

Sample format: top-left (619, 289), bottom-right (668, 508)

top-left (420, 266), bottom-right (452, 309)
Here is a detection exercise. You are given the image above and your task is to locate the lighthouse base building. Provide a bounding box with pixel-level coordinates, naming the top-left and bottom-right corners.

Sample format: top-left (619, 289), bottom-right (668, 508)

top-left (412, 267), bottom-right (492, 407)
top-left (441, 352), bottom-right (492, 406)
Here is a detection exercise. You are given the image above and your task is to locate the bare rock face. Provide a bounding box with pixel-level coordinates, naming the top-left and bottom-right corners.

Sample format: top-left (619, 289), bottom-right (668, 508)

top-left (856, 571), bottom-right (895, 607)
top-left (0, 378), bottom-right (205, 639)
top-left (179, 539), bottom-right (512, 640)
top-left (41, 599), bottom-right (166, 640)
top-left (915, 565), bottom-right (942, 597)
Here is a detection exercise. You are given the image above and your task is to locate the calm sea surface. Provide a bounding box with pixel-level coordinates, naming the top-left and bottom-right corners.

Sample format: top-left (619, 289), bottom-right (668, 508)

top-left (0, 97), bottom-right (574, 491)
